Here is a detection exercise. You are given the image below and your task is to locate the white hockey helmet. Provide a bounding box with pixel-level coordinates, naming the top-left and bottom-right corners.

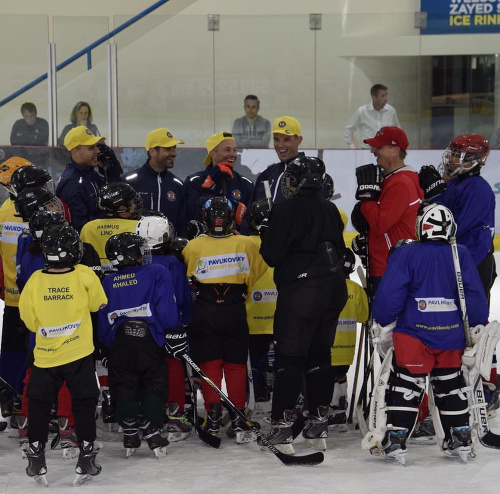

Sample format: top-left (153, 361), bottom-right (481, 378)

top-left (135, 215), bottom-right (172, 250)
top-left (416, 203), bottom-right (456, 242)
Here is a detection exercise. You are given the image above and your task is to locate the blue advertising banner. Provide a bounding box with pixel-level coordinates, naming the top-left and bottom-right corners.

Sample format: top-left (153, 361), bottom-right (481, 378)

top-left (421, 0), bottom-right (500, 34)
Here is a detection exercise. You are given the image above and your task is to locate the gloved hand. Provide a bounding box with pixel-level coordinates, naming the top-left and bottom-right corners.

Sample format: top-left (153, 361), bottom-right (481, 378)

top-left (96, 142), bottom-right (123, 176)
top-left (351, 201), bottom-right (368, 234)
top-left (351, 234), bottom-right (368, 268)
top-left (371, 320), bottom-right (396, 358)
top-left (165, 328), bottom-right (188, 359)
top-left (418, 165), bottom-right (446, 200)
top-left (355, 164), bottom-right (382, 201)
top-left (202, 162), bottom-right (234, 189)
top-left (258, 216), bottom-right (270, 238)
top-left (233, 202), bottom-right (247, 227)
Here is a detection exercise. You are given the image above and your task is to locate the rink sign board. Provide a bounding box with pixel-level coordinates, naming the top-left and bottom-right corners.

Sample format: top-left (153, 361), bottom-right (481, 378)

top-left (421, 0), bottom-right (500, 34)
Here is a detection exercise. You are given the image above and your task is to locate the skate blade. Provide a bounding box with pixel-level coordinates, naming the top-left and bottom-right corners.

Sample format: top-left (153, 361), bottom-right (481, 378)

top-left (73, 473), bottom-right (93, 486)
top-left (328, 423), bottom-right (348, 433)
top-left (153, 446), bottom-right (168, 458)
top-left (385, 450), bottom-right (407, 466)
top-left (259, 442), bottom-right (294, 455)
top-left (167, 431), bottom-right (190, 442)
top-left (408, 436), bottom-right (437, 445)
top-left (125, 448), bottom-right (137, 458)
top-left (62, 446), bottom-right (79, 460)
top-left (444, 446), bottom-right (471, 463)
top-left (235, 431), bottom-right (257, 444)
top-left (304, 437), bottom-right (327, 451)
top-left (34, 474), bottom-right (49, 487)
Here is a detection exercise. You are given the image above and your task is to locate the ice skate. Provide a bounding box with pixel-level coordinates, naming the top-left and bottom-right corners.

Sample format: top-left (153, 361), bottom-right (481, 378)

top-left (26, 441), bottom-right (48, 486)
top-left (409, 417), bottom-right (436, 445)
top-left (302, 407), bottom-right (328, 451)
top-left (58, 417), bottom-right (79, 459)
top-left (258, 410), bottom-right (294, 455)
top-left (73, 440), bottom-right (101, 486)
top-left (227, 409), bottom-right (258, 444)
top-left (202, 403), bottom-right (222, 435)
top-left (143, 426), bottom-right (169, 458)
top-left (442, 426), bottom-right (472, 463)
top-left (18, 415), bottom-right (28, 458)
top-left (166, 403), bottom-right (192, 442)
top-left (327, 406), bottom-right (348, 433)
top-left (381, 428), bottom-right (408, 465)
top-left (123, 419), bottom-right (141, 458)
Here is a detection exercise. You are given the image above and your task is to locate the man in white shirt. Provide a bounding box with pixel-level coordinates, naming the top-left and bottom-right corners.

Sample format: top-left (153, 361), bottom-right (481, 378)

top-left (344, 84), bottom-right (400, 149)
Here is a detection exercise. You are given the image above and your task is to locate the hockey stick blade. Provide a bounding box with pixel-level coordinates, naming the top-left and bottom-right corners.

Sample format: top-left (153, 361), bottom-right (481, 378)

top-left (479, 431), bottom-right (500, 449)
top-left (195, 424), bottom-right (221, 449)
top-left (182, 354), bottom-right (323, 466)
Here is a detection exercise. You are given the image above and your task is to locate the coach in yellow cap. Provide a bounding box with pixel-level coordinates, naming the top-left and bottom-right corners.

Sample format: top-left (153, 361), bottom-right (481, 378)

top-left (123, 127), bottom-right (187, 231)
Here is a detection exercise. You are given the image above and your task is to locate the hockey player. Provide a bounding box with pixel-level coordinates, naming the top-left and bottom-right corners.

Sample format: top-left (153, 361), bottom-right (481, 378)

top-left (328, 248), bottom-right (369, 430)
top-left (184, 132), bottom-right (254, 234)
top-left (80, 182), bottom-right (143, 273)
top-left (19, 224), bottom-right (107, 486)
top-left (182, 196), bottom-right (267, 441)
top-left (259, 156), bottom-right (348, 453)
top-left (99, 232), bottom-right (182, 458)
top-left (368, 204), bottom-right (488, 464)
top-left (135, 215), bottom-right (194, 441)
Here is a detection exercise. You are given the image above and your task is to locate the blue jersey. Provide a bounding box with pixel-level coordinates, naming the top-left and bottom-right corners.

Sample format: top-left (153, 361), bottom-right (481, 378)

top-left (151, 254), bottom-right (193, 326)
top-left (432, 175), bottom-right (495, 265)
top-left (98, 263), bottom-right (179, 348)
top-left (372, 241), bottom-right (488, 350)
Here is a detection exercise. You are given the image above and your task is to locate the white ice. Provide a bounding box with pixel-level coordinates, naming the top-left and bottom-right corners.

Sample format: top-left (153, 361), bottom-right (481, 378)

top-left (1, 256), bottom-right (500, 493)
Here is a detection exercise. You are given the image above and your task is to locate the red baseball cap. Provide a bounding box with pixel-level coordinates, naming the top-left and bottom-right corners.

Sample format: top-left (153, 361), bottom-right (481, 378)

top-left (363, 126), bottom-right (409, 151)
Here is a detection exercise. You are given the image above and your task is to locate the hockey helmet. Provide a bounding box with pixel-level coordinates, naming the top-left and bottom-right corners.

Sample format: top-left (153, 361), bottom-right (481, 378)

top-left (324, 174), bottom-right (335, 201)
top-left (282, 156), bottom-right (326, 199)
top-left (29, 210), bottom-right (67, 241)
top-left (416, 204), bottom-right (456, 242)
top-left (41, 224), bottom-right (83, 268)
top-left (0, 157), bottom-right (34, 193)
top-left (441, 133), bottom-right (490, 177)
top-left (202, 196), bottom-right (234, 236)
top-left (10, 167), bottom-right (52, 196)
top-left (105, 232), bottom-right (151, 268)
top-left (98, 182), bottom-right (143, 219)
top-left (135, 215), bottom-right (172, 252)
top-left (249, 198), bottom-right (271, 227)
top-left (14, 187), bottom-right (64, 222)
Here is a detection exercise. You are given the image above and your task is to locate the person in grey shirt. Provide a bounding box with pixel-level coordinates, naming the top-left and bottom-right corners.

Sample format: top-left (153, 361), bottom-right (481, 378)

top-left (232, 95), bottom-right (271, 149)
top-left (344, 84), bottom-right (400, 149)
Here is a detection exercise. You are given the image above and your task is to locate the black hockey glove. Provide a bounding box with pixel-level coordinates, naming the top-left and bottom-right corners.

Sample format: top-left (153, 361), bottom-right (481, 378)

top-left (96, 142), bottom-right (123, 177)
top-left (355, 164), bottom-right (382, 201)
top-left (351, 201), bottom-right (369, 234)
top-left (258, 216), bottom-right (270, 238)
top-left (418, 165), bottom-right (447, 200)
top-left (351, 234), bottom-right (368, 269)
top-left (179, 220), bottom-right (207, 240)
top-left (165, 328), bottom-right (188, 360)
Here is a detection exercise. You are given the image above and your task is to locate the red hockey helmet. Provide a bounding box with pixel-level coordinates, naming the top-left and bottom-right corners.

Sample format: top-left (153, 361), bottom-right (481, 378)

top-left (441, 133), bottom-right (490, 177)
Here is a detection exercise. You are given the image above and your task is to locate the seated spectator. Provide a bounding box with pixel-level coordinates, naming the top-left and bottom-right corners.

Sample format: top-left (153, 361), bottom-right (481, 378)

top-left (10, 102), bottom-right (49, 146)
top-left (58, 101), bottom-right (100, 146)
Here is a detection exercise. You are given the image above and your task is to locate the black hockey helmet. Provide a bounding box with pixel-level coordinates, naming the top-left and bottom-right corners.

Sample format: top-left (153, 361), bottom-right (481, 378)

top-left (202, 196), bottom-right (234, 236)
top-left (14, 187), bottom-right (64, 222)
top-left (324, 174), bottom-right (335, 201)
top-left (249, 198), bottom-right (271, 227)
top-left (341, 247), bottom-right (356, 276)
top-left (105, 232), bottom-right (151, 268)
top-left (10, 166), bottom-right (52, 196)
top-left (282, 155), bottom-right (326, 199)
top-left (41, 224), bottom-right (83, 268)
top-left (98, 182), bottom-right (143, 219)
top-left (29, 210), bottom-right (67, 241)
top-left (169, 236), bottom-right (188, 261)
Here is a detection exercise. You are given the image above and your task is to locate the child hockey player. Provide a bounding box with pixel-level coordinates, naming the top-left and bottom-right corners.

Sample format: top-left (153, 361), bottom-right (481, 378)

top-left (99, 232), bottom-right (182, 458)
top-left (367, 204), bottom-right (488, 464)
top-left (182, 196), bottom-right (267, 441)
top-left (18, 224), bottom-right (107, 486)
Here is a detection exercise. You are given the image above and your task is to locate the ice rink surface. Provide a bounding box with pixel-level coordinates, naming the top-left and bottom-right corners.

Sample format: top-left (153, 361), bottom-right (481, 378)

top-left (1, 256), bottom-right (500, 493)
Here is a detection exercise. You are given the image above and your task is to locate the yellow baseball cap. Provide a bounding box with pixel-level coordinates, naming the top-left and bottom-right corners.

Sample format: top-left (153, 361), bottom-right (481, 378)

top-left (271, 116), bottom-right (301, 136)
top-left (204, 132), bottom-right (235, 165)
top-left (64, 126), bottom-right (105, 151)
top-left (145, 127), bottom-right (185, 151)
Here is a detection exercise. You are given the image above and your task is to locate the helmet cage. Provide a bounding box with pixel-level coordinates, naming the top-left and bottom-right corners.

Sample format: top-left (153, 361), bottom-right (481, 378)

top-left (440, 134), bottom-right (490, 177)
top-left (281, 156), bottom-right (326, 199)
top-left (203, 197), bottom-right (234, 236)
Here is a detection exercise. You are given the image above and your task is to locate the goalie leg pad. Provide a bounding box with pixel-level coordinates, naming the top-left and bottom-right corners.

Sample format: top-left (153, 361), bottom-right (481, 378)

top-left (476, 321), bottom-right (500, 380)
top-left (429, 368), bottom-right (469, 448)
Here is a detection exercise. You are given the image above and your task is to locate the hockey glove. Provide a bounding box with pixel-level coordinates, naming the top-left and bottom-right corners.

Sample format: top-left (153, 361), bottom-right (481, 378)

top-left (179, 220), bottom-right (207, 240)
top-left (258, 216), bottom-right (269, 238)
top-left (355, 164), bottom-right (382, 201)
top-left (165, 328), bottom-right (188, 360)
top-left (418, 165), bottom-right (447, 200)
top-left (351, 201), bottom-right (368, 234)
top-left (371, 320), bottom-right (396, 359)
top-left (202, 162), bottom-right (234, 189)
top-left (351, 234), bottom-right (367, 268)
top-left (233, 202), bottom-right (247, 227)
top-left (96, 142), bottom-right (123, 176)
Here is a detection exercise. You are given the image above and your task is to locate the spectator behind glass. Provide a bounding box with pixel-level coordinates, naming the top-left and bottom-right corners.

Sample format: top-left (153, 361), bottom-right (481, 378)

top-left (231, 95), bottom-right (271, 149)
top-left (10, 102), bottom-right (49, 146)
top-left (57, 101), bottom-right (100, 146)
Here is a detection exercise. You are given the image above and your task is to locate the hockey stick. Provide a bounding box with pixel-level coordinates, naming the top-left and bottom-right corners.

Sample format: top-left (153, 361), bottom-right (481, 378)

top-left (0, 375), bottom-right (19, 396)
top-left (185, 362), bottom-right (221, 449)
top-left (347, 322), bottom-right (365, 424)
top-left (182, 353), bottom-right (324, 466)
top-left (450, 237), bottom-right (500, 449)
